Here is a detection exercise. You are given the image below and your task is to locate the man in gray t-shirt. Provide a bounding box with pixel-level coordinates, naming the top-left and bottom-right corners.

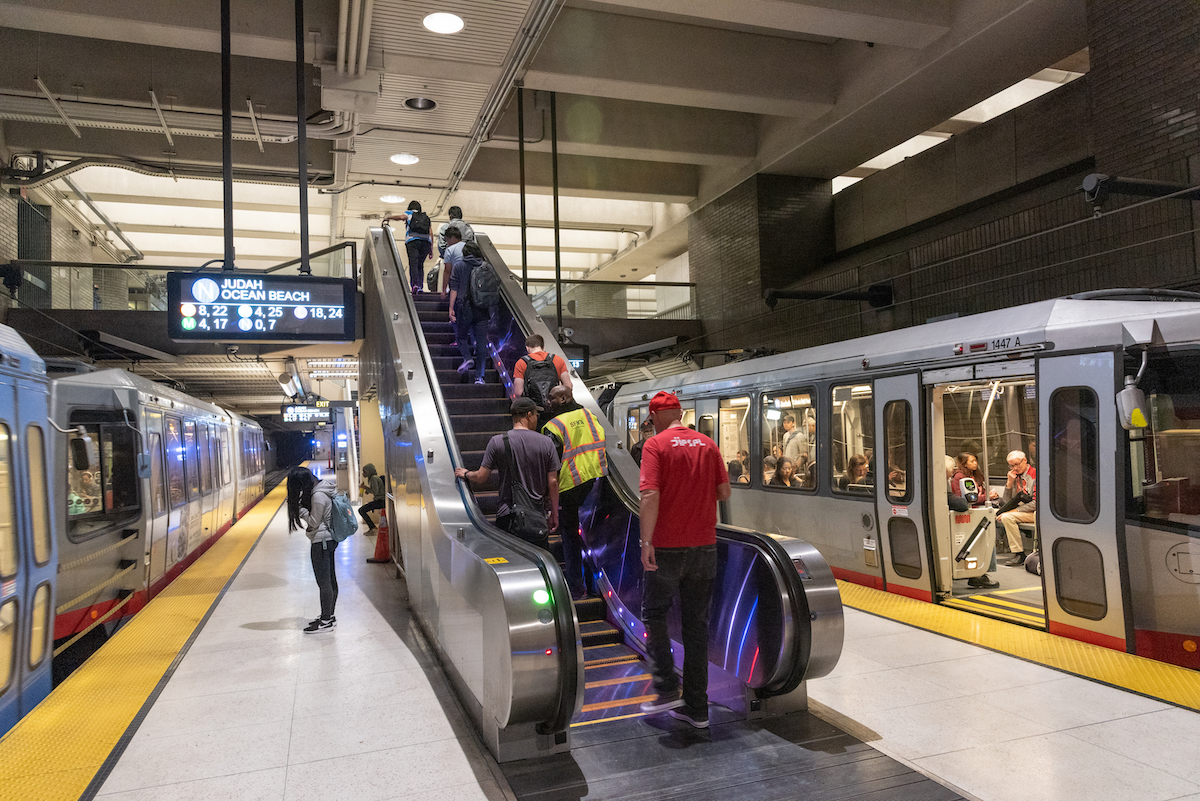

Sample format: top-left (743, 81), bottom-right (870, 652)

top-left (455, 397), bottom-right (560, 538)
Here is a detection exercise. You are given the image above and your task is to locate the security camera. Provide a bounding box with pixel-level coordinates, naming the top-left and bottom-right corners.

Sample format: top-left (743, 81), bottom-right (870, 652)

top-left (226, 345), bottom-right (239, 355)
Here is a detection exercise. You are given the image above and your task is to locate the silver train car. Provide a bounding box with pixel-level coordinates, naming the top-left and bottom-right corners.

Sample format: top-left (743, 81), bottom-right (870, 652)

top-left (51, 369), bottom-right (265, 654)
top-left (613, 293), bottom-right (1200, 669)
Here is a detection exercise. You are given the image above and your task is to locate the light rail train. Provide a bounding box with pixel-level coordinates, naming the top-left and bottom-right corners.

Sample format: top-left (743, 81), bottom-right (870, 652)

top-left (0, 324), bottom-right (265, 734)
top-left (612, 292), bottom-right (1200, 670)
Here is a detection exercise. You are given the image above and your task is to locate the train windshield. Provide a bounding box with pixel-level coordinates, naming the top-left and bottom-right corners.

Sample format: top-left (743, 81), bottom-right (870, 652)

top-left (1129, 353), bottom-right (1200, 529)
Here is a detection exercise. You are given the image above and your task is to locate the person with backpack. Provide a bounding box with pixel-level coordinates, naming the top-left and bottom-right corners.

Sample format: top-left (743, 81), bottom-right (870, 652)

top-left (513, 334), bottom-right (572, 429)
top-left (436, 205), bottom-right (476, 257)
top-left (383, 200), bottom-right (433, 295)
top-left (287, 466), bottom-right (340, 633)
top-left (359, 462), bottom-right (386, 533)
top-left (448, 240), bottom-right (500, 384)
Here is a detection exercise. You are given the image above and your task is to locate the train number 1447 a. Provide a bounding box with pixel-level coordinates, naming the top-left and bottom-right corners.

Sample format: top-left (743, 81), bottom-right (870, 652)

top-left (992, 337), bottom-right (1021, 350)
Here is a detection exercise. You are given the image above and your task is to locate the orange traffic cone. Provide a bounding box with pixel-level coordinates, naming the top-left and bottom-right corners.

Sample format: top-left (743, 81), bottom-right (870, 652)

top-left (368, 510), bottom-right (391, 562)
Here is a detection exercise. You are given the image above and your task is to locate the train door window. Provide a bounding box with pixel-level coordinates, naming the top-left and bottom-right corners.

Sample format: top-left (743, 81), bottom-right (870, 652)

top-left (198, 425), bottom-right (212, 495)
top-left (761, 390), bottom-right (816, 490)
top-left (831, 384), bottom-right (874, 495)
top-left (165, 417), bottom-right (186, 508)
top-left (28, 583), bottom-right (49, 669)
top-left (217, 437), bottom-right (227, 486)
top-left (101, 426), bottom-right (138, 514)
top-left (1050, 388), bottom-right (1099, 523)
top-left (67, 425), bottom-right (103, 517)
top-left (718, 397), bottom-right (751, 485)
top-left (0, 425), bottom-right (15, 579)
top-left (0, 600), bottom-right (14, 693)
top-left (1053, 537), bottom-right (1107, 619)
top-left (1125, 353), bottom-right (1200, 529)
top-left (626, 407), bottom-right (645, 450)
top-left (888, 517), bottom-right (923, 579)
top-left (939, 379), bottom-right (1037, 499)
top-left (26, 426), bottom-right (50, 566)
top-left (883, 401), bottom-right (912, 504)
top-left (239, 431), bottom-right (248, 479)
top-left (697, 415), bottom-right (715, 440)
top-left (680, 408), bottom-right (696, 429)
top-left (149, 434), bottom-right (166, 516)
top-left (183, 422), bottom-right (199, 498)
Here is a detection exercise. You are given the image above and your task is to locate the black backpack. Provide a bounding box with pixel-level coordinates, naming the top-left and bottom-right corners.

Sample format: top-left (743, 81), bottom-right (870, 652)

top-left (469, 259), bottom-right (501, 308)
top-left (408, 210), bottom-right (431, 235)
top-left (521, 354), bottom-right (560, 409)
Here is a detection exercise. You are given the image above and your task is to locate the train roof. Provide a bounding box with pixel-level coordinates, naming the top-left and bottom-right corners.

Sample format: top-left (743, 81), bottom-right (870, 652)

top-left (617, 296), bottom-right (1200, 397)
top-left (0, 323), bottom-right (45, 377)
top-left (52, 367), bottom-right (233, 419)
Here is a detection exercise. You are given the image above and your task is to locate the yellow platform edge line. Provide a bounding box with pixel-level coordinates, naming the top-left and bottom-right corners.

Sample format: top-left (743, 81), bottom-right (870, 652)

top-left (0, 484), bottom-right (288, 801)
top-left (838, 580), bottom-right (1200, 712)
top-left (945, 597), bottom-right (1044, 623)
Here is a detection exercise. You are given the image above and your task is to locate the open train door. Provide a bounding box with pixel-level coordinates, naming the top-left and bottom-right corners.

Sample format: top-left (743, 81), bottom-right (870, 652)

top-left (874, 374), bottom-right (934, 601)
top-left (1037, 352), bottom-right (1131, 651)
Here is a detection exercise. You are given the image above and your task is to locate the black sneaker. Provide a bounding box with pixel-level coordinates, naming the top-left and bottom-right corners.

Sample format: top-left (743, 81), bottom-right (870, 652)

top-left (639, 690), bottom-right (684, 713)
top-left (303, 617), bottom-right (335, 633)
top-left (967, 575), bottom-right (999, 589)
top-left (669, 706), bottom-right (709, 729)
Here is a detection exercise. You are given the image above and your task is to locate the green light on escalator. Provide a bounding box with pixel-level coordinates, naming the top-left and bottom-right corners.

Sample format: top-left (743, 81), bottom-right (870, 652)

top-left (533, 589), bottom-right (550, 605)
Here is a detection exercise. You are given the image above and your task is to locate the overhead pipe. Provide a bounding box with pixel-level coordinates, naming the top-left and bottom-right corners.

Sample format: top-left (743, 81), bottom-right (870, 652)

top-left (2, 156), bottom-right (337, 190)
top-left (337, 0), bottom-right (349, 74)
top-left (148, 90), bottom-right (174, 146)
top-left (246, 99), bottom-right (264, 152)
top-left (60, 174), bottom-right (144, 262)
top-left (35, 77), bottom-right (81, 138)
top-left (356, 0), bottom-right (375, 76)
top-left (346, 0), bottom-right (361, 76)
top-left (1081, 173), bottom-right (1200, 206)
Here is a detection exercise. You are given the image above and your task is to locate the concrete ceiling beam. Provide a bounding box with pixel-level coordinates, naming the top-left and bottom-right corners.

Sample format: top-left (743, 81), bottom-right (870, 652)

top-left (484, 93), bottom-right (757, 167)
top-left (464, 148), bottom-right (698, 203)
top-left (567, 0), bottom-right (951, 49)
top-left (523, 7), bottom-right (836, 117)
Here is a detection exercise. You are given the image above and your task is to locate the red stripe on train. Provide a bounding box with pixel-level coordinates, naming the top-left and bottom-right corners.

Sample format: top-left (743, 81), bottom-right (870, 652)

top-left (887, 583), bottom-right (933, 603)
top-left (1047, 619), bottom-right (1126, 652)
top-left (830, 566), bottom-right (885, 592)
top-left (53, 492), bottom-right (262, 641)
top-left (1135, 628), bottom-right (1200, 669)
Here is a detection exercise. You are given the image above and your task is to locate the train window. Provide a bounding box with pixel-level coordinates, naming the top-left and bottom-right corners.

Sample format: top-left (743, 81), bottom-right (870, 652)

top-left (183, 422), bottom-right (199, 499)
top-left (888, 517), bottom-right (923, 579)
top-left (28, 583), bottom-right (49, 669)
top-left (101, 426), bottom-right (138, 514)
top-left (216, 436), bottom-right (227, 486)
top-left (0, 425), bottom-right (15, 579)
top-left (239, 431), bottom-right (248, 479)
top-left (883, 401), bottom-right (912, 504)
top-left (198, 425), bottom-right (212, 495)
top-left (718, 397), bottom-right (751, 485)
top-left (831, 384), bottom-right (874, 496)
top-left (165, 417), bottom-right (186, 508)
top-left (697, 415), bottom-right (715, 440)
top-left (940, 380), bottom-right (1037, 490)
top-left (26, 426), bottom-right (50, 566)
top-left (0, 600), bottom-right (13, 694)
top-left (1053, 537), bottom-right (1107, 619)
top-left (67, 425), bottom-right (103, 517)
top-left (1127, 354), bottom-right (1200, 530)
top-left (761, 390), bottom-right (816, 491)
top-left (149, 434), bottom-right (166, 516)
top-left (1050, 388), bottom-right (1099, 523)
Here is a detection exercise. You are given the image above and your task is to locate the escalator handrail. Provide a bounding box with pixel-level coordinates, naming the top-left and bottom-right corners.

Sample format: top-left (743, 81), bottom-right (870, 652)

top-left (483, 238), bottom-right (812, 697)
top-left (379, 228), bottom-right (581, 734)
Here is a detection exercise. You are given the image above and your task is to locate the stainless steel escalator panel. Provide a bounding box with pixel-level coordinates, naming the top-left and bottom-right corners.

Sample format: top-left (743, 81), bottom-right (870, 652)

top-left (358, 228), bottom-right (582, 762)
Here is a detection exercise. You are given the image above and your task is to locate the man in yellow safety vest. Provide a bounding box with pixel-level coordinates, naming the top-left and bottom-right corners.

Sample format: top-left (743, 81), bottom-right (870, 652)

top-left (543, 385), bottom-right (607, 599)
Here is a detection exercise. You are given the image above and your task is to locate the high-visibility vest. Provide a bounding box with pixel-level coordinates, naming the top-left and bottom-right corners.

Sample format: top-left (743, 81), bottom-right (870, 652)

top-left (543, 407), bottom-right (607, 492)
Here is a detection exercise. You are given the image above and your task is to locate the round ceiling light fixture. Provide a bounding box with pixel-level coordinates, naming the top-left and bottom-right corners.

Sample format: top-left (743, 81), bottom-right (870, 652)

top-left (380, 194), bottom-right (405, 204)
top-left (390, 153), bottom-right (419, 165)
top-left (423, 12), bottom-right (464, 34)
top-left (404, 96), bottom-right (437, 111)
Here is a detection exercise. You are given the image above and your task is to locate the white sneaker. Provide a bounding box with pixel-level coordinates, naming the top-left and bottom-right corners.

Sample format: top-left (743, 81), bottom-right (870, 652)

top-left (457, 359), bottom-right (475, 374)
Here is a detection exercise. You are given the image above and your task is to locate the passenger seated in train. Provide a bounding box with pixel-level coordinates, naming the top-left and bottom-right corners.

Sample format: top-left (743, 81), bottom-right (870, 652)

top-left (836, 454), bottom-right (871, 492)
top-left (998, 450), bottom-right (1036, 567)
top-left (768, 457), bottom-right (803, 488)
top-left (728, 460), bottom-right (750, 484)
top-left (949, 452), bottom-right (990, 507)
top-left (762, 455), bottom-right (777, 484)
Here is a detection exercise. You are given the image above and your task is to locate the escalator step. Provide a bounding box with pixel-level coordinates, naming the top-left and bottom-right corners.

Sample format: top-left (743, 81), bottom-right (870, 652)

top-left (573, 597), bottom-right (607, 623)
top-left (455, 431), bottom-right (508, 450)
top-left (444, 398), bottom-right (510, 415)
top-left (445, 412), bottom-right (508, 432)
top-left (440, 384), bottom-right (505, 399)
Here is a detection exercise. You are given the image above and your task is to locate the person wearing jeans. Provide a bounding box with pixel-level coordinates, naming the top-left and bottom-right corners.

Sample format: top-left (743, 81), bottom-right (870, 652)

top-left (286, 466), bottom-right (339, 633)
top-left (637, 391), bottom-right (730, 728)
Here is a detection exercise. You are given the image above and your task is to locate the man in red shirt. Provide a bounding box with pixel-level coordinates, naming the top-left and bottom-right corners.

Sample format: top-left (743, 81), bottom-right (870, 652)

top-left (637, 391), bottom-right (730, 728)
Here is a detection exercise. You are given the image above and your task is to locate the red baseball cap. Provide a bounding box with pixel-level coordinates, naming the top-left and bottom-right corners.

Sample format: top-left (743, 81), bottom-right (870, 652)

top-left (648, 391), bottom-right (681, 412)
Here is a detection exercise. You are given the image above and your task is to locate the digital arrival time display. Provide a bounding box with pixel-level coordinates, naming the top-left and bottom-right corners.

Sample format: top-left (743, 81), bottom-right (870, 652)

top-left (167, 272), bottom-right (357, 342)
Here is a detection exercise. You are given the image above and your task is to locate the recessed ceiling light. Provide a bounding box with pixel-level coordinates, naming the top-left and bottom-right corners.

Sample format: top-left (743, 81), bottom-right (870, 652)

top-left (404, 96), bottom-right (437, 111)
top-left (390, 153), bottom-right (419, 165)
top-left (380, 194), bottom-right (405, 204)
top-left (423, 12), bottom-right (464, 34)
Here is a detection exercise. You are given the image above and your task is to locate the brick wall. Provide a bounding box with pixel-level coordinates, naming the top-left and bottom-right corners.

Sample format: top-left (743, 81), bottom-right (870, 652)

top-left (0, 192), bottom-right (15, 320)
top-left (688, 176), bottom-right (761, 348)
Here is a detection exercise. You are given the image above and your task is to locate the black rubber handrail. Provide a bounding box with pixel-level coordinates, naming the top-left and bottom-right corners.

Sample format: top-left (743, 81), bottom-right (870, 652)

top-left (380, 229), bottom-right (581, 734)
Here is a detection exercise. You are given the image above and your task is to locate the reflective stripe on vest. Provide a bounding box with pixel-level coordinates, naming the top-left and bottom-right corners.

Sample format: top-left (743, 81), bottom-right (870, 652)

top-left (544, 408), bottom-right (607, 492)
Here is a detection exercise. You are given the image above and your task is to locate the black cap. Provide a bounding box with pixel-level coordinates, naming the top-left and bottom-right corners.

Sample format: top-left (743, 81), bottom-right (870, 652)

top-left (511, 397), bottom-right (542, 414)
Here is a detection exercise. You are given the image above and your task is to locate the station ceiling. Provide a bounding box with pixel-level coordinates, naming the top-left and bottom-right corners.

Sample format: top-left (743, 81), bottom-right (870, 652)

top-left (0, 0), bottom-right (1087, 411)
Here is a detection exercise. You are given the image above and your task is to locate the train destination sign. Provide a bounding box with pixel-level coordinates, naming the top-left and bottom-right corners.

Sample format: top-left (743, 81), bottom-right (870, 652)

top-left (167, 272), bottom-right (357, 342)
top-left (281, 404), bottom-right (332, 425)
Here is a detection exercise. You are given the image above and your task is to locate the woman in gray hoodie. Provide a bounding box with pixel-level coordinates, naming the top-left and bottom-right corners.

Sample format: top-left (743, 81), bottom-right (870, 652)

top-left (287, 466), bottom-right (339, 633)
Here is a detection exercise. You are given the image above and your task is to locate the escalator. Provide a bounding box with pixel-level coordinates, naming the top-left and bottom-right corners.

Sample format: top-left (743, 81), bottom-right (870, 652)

top-left (360, 226), bottom-right (845, 762)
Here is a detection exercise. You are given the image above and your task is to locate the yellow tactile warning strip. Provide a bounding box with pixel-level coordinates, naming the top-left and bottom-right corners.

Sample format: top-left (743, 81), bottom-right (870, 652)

top-left (0, 483), bottom-right (287, 801)
top-left (838, 580), bottom-right (1200, 712)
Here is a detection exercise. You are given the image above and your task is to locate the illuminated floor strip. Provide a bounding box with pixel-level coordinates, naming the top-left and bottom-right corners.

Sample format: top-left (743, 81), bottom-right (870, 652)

top-left (570, 711), bottom-right (646, 728)
top-left (0, 485), bottom-right (286, 801)
top-left (839, 580), bottom-right (1200, 711)
top-left (581, 693), bottom-right (656, 713)
top-left (585, 673), bottom-right (651, 690)
top-left (584, 656), bottom-right (641, 669)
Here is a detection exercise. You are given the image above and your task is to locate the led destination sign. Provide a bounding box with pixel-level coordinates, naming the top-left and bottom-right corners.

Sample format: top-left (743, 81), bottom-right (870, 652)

top-left (282, 404), bottom-right (332, 425)
top-left (167, 272), bottom-right (357, 342)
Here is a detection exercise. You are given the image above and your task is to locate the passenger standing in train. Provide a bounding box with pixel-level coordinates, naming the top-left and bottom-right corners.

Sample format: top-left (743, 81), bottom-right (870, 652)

top-left (383, 200), bottom-right (433, 295)
top-left (781, 414), bottom-right (802, 461)
top-left (998, 450), bottom-right (1036, 566)
top-left (629, 418), bottom-right (655, 466)
top-left (287, 466), bottom-right (339, 633)
top-left (542, 385), bottom-right (607, 599)
top-left (637, 391), bottom-right (730, 729)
